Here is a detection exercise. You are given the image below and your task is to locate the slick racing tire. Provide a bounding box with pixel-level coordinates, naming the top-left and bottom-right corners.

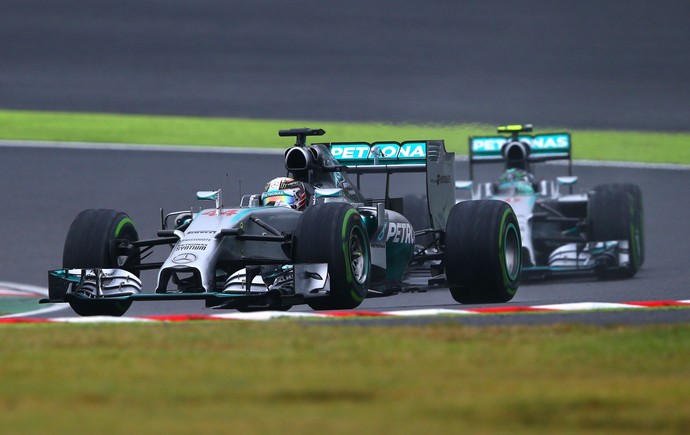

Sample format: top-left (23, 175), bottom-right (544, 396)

top-left (621, 183), bottom-right (645, 266)
top-left (63, 209), bottom-right (140, 273)
top-left (588, 183), bottom-right (644, 279)
top-left (444, 200), bottom-right (521, 304)
top-left (62, 209), bottom-right (140, 316)
top-left (294, 203), bottom-right (371, 310)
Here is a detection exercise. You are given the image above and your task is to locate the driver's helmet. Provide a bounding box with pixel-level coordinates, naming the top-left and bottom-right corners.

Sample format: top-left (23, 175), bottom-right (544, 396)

top-left (261, 177), bottom-right (308, 210)
top-left (497, 169), bottom-right (535, 193)
top-left (499, 168), bottom-right (531, 184)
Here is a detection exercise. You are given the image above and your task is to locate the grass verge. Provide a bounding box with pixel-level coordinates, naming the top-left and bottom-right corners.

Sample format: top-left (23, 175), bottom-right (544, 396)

top-left (1, 321), bottom-right (689, 434)
top-left (1, 110), bottom-right (689, 164)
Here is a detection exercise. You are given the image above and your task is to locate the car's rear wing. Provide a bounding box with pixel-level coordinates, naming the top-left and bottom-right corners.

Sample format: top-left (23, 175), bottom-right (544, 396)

top-left (330, 141), bottom-right (428, 170)
top-left (321, 140), bottom-right (455, 231)
top-left (468, 130), bottom-right (572, 179)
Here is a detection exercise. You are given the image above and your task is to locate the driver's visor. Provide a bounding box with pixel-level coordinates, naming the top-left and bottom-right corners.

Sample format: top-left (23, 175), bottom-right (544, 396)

top-left (262, 193), bottom-right (295, 206)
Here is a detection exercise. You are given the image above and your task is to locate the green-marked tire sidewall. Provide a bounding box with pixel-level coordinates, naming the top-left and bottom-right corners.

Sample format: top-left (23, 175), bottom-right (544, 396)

top-left (295, 203), bottom-right (370, 310)
top-left (342, 220), bottom-right (369, 301)
top-left (501, 217), bottom-right (521, 292)
top-left (445, 200), bottom-right (521, 304)
top-left (63, 209), bottom-right (139, 275)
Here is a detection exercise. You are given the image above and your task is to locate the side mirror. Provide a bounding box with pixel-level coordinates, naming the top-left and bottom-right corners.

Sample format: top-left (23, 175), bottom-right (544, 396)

top-left (556, 176), bottom-right (578, 196)
top-left (556, 176), bottom-right (578, 186)
top-left (197, 189), bottom-right (222, 209)
top-left (454, 180), bottom-right (473, 190)
top-left (314, 188), bottom-right (344, 202)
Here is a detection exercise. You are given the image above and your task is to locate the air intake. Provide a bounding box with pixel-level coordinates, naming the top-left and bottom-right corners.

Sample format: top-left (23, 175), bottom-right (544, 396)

top-left (285, 146), bottom-right (313, 171)
top-left (503, 141), bottom-right (529, 161)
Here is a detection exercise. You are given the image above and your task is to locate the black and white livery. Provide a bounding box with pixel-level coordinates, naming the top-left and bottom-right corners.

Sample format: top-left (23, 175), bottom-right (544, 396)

top-left (456, 124), bottom-right (644, 280)
top-left (43, 128), bottom-right (521, 316)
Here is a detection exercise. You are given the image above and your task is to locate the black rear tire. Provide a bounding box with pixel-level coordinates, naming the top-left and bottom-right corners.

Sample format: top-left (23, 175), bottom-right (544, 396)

top-left (445, 200), bottom-right (521, 304)
top-left (588, 184), bottom-right (643, 278)
top-left (294, 203), bottom-right (371, 310)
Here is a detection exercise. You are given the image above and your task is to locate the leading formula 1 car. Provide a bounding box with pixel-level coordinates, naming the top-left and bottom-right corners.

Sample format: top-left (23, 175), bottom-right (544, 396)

top-left (42, 128), bottom-right (521, 316)
top-left (456, 124), bottom-right (644, 280)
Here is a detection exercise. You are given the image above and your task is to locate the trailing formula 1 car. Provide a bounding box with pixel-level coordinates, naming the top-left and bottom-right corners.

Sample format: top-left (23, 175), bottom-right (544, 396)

top-left (456, 124), bottom-right (644, 280)
top-left (42, 128), bottom-right (521, 316)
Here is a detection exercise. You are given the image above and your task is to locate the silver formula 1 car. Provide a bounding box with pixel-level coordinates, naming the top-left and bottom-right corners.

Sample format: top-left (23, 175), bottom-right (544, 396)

top-left (456, 124), bottom-right (644, 280)
top-left (43, 128), bottom-right (521, 316)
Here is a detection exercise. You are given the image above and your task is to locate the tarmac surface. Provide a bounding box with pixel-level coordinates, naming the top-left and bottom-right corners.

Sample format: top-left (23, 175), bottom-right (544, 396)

top-left (0, 143), bottom-right (688, 323)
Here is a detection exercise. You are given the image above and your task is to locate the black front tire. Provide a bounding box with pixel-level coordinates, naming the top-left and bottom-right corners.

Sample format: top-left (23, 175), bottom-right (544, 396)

top-left (621, 183), bottom-right (645, 266)
top-left (63, 209), bottom-right (140, 274)
top-left (444, 200), bottom-right (521, 304)
top-left (294, 203), bottom-right (371, 310)
top-left (62, 209), bottom-right (140, 316)
top-left (588, 183), bottom-right (643, 278)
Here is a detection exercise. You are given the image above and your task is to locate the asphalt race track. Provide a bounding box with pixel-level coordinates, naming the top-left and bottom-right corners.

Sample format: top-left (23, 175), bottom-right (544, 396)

top-left (1, 1), bottom-right (689, 322)
top-left (1, 143), bottom-right (688, 323)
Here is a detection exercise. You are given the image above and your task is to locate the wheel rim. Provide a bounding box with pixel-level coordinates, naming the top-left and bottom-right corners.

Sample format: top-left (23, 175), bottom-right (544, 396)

top-left (504, 223), bottom-right (520, 281)
top-left (349, 227), bottom-right (368, 284)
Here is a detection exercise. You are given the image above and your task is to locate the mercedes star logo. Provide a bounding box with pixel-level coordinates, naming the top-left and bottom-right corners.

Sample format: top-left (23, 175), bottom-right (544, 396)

top-left (172, 253), bottom-right (197, 264)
